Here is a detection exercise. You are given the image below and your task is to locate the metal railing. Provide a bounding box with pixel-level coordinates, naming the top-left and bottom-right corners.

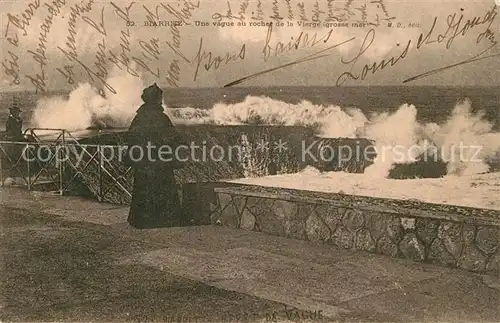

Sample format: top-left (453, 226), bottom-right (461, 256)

top-left (0, 128), bottom-right (132, 203)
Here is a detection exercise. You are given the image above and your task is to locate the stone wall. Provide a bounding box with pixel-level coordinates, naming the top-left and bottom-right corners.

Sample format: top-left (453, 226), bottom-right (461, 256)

top-left (211, 184), bottom-right (500, 275)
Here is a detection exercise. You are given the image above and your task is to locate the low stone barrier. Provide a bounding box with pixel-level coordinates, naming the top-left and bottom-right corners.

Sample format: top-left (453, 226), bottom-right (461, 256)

top-left (211, 184), bottom-right (500, 275)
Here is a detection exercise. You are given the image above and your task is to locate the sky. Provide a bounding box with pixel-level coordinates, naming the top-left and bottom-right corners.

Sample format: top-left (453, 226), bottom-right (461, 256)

top-left (1, 0), bottom-right (499, 92)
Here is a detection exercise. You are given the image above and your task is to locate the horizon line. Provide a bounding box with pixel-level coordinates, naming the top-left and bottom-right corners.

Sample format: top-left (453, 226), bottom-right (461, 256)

top-left (1, 84), bottom-right (500, 93)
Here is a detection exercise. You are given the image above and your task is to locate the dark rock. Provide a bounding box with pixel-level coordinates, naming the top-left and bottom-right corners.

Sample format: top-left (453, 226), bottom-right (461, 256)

top-left (475, 226), bottom-right (499, 255)
top-left (315, 205), bottom-right (345, 232)
top-left (216, 195), bottom-right (240, 228)
top-left (376, 235), bottom-right (398, 257)
top-left (399, 233), bottom-right (425, 261)
top-left (377, 235), bottom-right (398, 257)
top-left (246, 197), bottom-right (273, 216)
top-left (284, 204), bottom-right (310, 239)
top-left (267, 161), bottom-right (277, 175)
top-left (438, 222), bottom-right (463, 260)
top-left (246, 197), bottom-right (274, 233)
top-left (331, 226), bottom-right (355, 249)
top-left (306, 214), bottom-right (331, 243)
top-left (369, 212), bottom-right (388, 241)
top-left (462, 224), bottom-right (476, 245)
top-left (458, 245), bottom-right (487, 272)
top-left (231, 195), bottom-right (247, 215)
top-left (355, 229), bottom-right (376, 252)
top-left (306, 137), bottom-right (375, 173)
top-left (240, 209), bottom-right (256, 230)
top-left (400, 217), bottom-right (415, 230)
top-left (386, 217), bottom-right (404, 243)
top-left (415, 218), bottom-right (440, 246)
top-left (258, 200), bottom-right (297, 237)
top-left (343, 209), bottom-right (365, 232)
top-left (428, 239), bottom-right (457, 266)
top-left (486, 254), bottom-right (500, 273)
top-left (217, 193), bottom-right (233, 210)
top-left (389, 155), bottom-right (447, 179)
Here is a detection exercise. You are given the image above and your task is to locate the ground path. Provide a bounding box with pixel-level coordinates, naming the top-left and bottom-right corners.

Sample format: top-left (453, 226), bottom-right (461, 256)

top-left (1, 188), bottom-right (498, 322)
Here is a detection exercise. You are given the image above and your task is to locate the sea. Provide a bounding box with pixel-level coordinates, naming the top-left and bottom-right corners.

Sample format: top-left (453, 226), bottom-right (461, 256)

top-left (1, 86), bottom-right (499, 128)
top-left (1, 85), bottom-right (499, 210)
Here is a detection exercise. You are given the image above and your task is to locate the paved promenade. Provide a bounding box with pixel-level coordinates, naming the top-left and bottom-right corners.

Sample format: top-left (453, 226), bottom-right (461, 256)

top-left (0, 188), bottom-right (499, 322)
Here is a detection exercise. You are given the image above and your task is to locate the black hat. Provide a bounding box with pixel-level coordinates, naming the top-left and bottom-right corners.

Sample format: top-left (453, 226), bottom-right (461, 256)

top-left (10, 97), bottom-right (21, 111)
top-left (141, 83), bottom-right (163, 104)
top-left (9, 104), bottom-right (21, 112)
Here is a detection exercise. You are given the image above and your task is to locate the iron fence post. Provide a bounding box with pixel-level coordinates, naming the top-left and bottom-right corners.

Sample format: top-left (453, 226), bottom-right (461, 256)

top-left (0, 143), bottom-right (3, 187)
top-left (26, 143), bottom-right (31, 191)
top-left (98, 145), bottom-right (103, 202)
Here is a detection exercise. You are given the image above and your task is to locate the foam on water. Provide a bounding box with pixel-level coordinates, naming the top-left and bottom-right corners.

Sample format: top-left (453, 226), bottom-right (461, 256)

top-left (31, 70), bottom-right (500, 182)
top-left (231, 166), bottom-right (500, 211)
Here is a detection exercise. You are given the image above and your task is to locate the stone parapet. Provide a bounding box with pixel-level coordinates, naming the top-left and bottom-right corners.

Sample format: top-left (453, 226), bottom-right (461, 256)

top-left (211, 184), bottom-right (500, 275)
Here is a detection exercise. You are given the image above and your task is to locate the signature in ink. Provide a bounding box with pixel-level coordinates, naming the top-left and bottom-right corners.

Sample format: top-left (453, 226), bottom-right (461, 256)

top-left (340, 0), bottom-right (355, 22)
top-left (312, 0), bottom-right (325, 22)
top-left (336, 29), bottom-right (411, 86)
top-left (109, 0), bottom-right (141, 79)
top-left (164, 20), bottom-right (190, 87)
top-left (219, 5), bottom-right (498, 88)
top-left (251, 0), bottom-right (264, 21)
top-left (107, 26), bottom-right (139, 78)
top-left (2, 51), bottom-right (21, 85)
top-left (108, 2), bottom-right (165, 81)
top-left (285, 0), bottom-right (294, 20)
top-left (162, 0), bottom-right (198, 25)
top-left (354, 4), bottom-right (368, 24)
top-left (296, 2), bottom-right (308, 21)
top-left (262, 24), bottom-right (333, 62)
top-left (140, 38), bottom-right (160, 61)
top-left (269, 0), bottom-right (283, 22)
top-left (141, 0), bottom-right (199, 86)
top-left (193, 38), bottom-right (246, 81)
top-left (57, 2), bottom-right (137, 93)
top-left (4, 0), bottom-right (41, 37)
top-left (416, 6), bottom-right (497, 50)
top-left (325, 0), bottom-right (342, 22)
top-left (405, 5), bottom-right (498, 82)
top-left (25, 0), bottom-right (66, 92)
top-left (338, 5), bottom-right (498, 85)
top-left (224, 37), bottom-right (356, 87)
top-left (58, 37), bottom-right (116, 93)
top-left (81, 6), bottom-right (107, 36)
top-left (370, 0), bottom-right (395, 25)
top-left (63, 0), bottom-right (94, 59)
top-left (2, 0), bottom-right (65, 92)
top-left (150, 1), bottom-right (198, 86)
top-left (64, 5), bottom-right (110, 88)
top-left (212, 1), bottom-right (244, 22)
top-left (56, 65), bottom-right (76, 85)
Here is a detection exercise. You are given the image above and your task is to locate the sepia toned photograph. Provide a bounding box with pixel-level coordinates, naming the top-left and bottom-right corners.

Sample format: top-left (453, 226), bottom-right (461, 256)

top-left (0, 0), bottom-right (499, 321)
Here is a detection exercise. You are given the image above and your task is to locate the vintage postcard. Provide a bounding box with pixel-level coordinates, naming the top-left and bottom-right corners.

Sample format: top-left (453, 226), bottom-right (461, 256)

top-left (1, 0), bottom-right (499, 322)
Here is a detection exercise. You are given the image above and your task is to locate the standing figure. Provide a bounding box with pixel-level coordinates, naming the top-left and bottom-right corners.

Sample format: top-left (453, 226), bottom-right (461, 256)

top-left (2, 102), bottom-right (26, 181)
top-left (5, 104), bottom-right (23, 141)
top-left (126, 83), bottom-right (186, 229)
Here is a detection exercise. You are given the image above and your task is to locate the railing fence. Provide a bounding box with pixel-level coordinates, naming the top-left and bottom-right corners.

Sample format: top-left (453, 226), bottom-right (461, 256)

top-left (0, 128), bottom-right (132, 203)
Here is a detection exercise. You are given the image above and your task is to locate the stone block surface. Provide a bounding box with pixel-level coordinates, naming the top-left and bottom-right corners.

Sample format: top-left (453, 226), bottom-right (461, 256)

top-left (240, 209), bottom-right (256, 230)
top-left (306, 214), bottom-right (331, 243)
top-left (212, 187), bottom-right (500, 275)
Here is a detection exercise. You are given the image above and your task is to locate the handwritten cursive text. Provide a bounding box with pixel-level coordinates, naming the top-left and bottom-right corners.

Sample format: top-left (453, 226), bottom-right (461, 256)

top-left (262, 24), bottom-right (333, 61)
top-left (193, 38), bottom-right (246, 81)
top-left (337, 29), bottom-right (411, 86)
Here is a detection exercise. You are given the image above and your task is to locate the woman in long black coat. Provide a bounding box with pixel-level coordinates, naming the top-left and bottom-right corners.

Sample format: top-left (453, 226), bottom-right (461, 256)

top-left (126, 83), bottom-right (186, 229)
top-left (3, 104), bottom-right (26, 178)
